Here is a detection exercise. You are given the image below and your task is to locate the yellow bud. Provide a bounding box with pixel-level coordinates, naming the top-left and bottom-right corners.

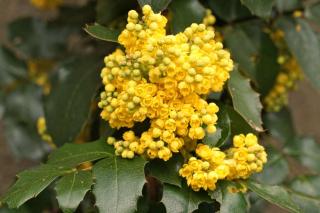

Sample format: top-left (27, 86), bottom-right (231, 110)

top-left (107, 137), bottom-right (116, 145)
top-left (207, 103), bottom-right (219, 114)
top-left (195, 127), bottom-right (205, 139)
top-left (206, 125), bottom-right (216, 133)
top-left (105, 84), bottom-right (115, 92)
top-left (152, 128), bottom-right (162, 138)
top-left (121, 150), bottom-right (128, 158)
top-left (123, 131), bottom-right (135, 142)
top-left (127, 150), bottom-right (135, 159)
top-left (245, 133), bottom-right (257, 147)
top-left (233, 134), bottom-right (245, 148)
top-left (128, 10), bottom-right (138, 19)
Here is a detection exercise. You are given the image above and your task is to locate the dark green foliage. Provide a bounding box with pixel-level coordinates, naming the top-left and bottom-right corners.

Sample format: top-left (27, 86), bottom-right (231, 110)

top-left (1, 0), bottom-right (320, 213)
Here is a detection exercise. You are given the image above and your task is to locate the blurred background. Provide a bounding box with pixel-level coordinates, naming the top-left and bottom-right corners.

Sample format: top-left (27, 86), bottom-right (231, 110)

top-left (0, 0), bottom-right (319, 211)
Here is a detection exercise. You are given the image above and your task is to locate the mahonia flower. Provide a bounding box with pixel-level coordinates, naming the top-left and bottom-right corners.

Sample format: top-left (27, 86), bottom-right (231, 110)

top-left (264, 30), bottom-right (303, 112)
top-left (30, 0), bottom-right (62, 10)
top-left (99, 5), bottom-right (233, 161)
top-left (37, 117), bottom-right (56, 149)
top-left (179, 133), bottom-right (267, 191)
top-left (28, 59), bottom-right (54, 95)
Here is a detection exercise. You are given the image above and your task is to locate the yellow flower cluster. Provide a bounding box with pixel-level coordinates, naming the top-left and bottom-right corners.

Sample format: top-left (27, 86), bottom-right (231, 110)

top-left (37, 117), bottom-right (56, 149)
top-left (264, 30), bottom-right (303, 112)
top-left (30, 0), bottom-right (62, 10)
top-left (28, 59), bottom-right (54, 95)
top-left (179, 133), bottom-right (267, 191)
top-left (99, 5), bottom-right (233, 161)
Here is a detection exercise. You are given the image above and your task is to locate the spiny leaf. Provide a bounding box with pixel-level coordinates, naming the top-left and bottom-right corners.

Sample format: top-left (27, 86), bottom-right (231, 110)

top-left (0, 46), bottom-right (27, 87)
top-left (208, 0), bottom-right (251, 22)
top-left (7, 17), bottom-right (67, 59)
top-left (289, 175), bottom-right (320, 212)
top-left (287, 136), bottom-right (320, 172)
top-left (305, 2), bottom-right (320, 24)
top-left (223, 21), bottom-right (280, 96)
top-left (216, 182), bottom-right (248, 213)
top-left (96, 0), bottom-right (137, 25)
top-left (263, 107), bottom-right (296, 144)
top-left (169, 0), bottom-right (205, 34)
top-left (275, 0), bottom-right (302, 13)
top-left (276, 17), bottom-right (320, 90)
top-left (145, 154), bottom-right (183, 187)
top-left (162, 183), bottom-right (211, 213)
top-left (1, 165), bottom-right (70, 208)
top-left (2, 84), bottom-right (47, 160)
top-left (203, 105), bottom-right (231, 148)
top-left (240, 0), bottom-right (275, 18)
top-left (48, 138), bottom-right (114, 168)
top-left (84, 24), bottom-right (120, 43)
top-left (137, 0), bottom-right (172, 13)
top-left (93, 157), bottom-right (146, 213)
top-left (224, 105), bottom-right (254, 136)
top-left (247, 180), bottom-right (300, 213)
top-left (228, 69), bottom-right (263, 132)
top-left (44, 56), bottom-right (101, 146)
top-left (55, 171), bottom-right (94, 211)
top-left (253, 147), bottom-right (289, 185)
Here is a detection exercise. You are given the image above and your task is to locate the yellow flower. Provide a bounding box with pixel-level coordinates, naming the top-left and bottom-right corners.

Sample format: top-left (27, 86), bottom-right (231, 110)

top-left (179, 133), bottom-right (267, 191)
top-left (37, 117), bottom-right (56, 149)
top-left (30, 0), bottom-right (62, 10)
top-left (28, 59), bottom-right (54, 94)
top-left (99, 5), bottom-right (233, 161)
top-left (264, 30), bottom-right (303, 112)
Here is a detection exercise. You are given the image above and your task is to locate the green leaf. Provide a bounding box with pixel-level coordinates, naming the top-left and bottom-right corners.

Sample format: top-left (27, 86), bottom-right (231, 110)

top-left (289, 176), bottom-right (320, 212)
top-left (48, 139), bottom-right (114, 168)
top-left (209, 181), bottom-right (248, 213)
top-left (93, 157), bottom-right (146, 213)
top-left (288, 136), bottom-right (320, 172)
top-left (162, 183), bottom-right (211, 213)
top-left (4, 84), bottom-right (43, 124)
top-left (136, 196), bottom-right (166, 213)
top-left (145, 154), bottom-right (183, 187)
top-left (290, 176), bottom-right (320, 198)
top-left (44, 57), bottom-right (101, 146)
top-left (84, 24), bottom-right (120, 43)
top-left (223, 21), bottom-right (280, 95)
top-left (55, 171), bottom-right (93, 211)
top-left (219, 184), bottom-right (248, 213)
top-left (208, 0), bottom-right (251, 22)
top-left (7, 17), bottom-right (67, 59)
top-left (224, 105), bottom-right (254, 136)
top-left (51, 3), bottom-right (96, 30)
top-left (0, 206), bottom-right (30, 213)
top-left (2, 84), bottom-right (47, 160)
top-left (2, 118), bottom-right (46, 160)
top-left (240, 0), bottom-right (275, 18)
top-left (0, 46), bottom-right (27, 87)
top-left (275, 0), bottom-right (302, 13)
top-left (203, 105), bottom-right (231, 147)
top-left (169, 0), bottom-right (205, 34)
top-left (247, 180), bottom-right (300, 213)
top-left (276, 17), bottom-right (320, 90)
top-left (263, 107), bottom-right (296, 144)
top-left (305, 3), bottom-right (320, 24)
top-left (253, 147), bottom-right (289, 185)
top-left (137, 0), bottom-right (172, 13)
top-left (1, 165), bottom-right (69, 208)
top-left (228, 69), bottom-right (263, 132)
top-left (96, 0), bottom-right (137, 25)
